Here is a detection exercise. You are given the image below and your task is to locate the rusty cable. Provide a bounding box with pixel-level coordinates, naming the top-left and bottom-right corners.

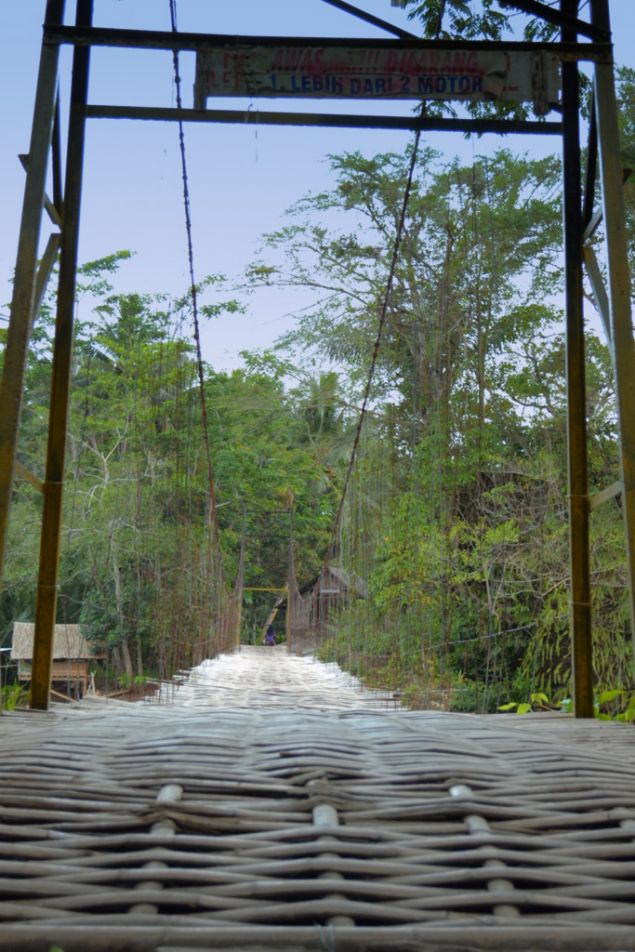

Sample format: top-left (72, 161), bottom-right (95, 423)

top-left (329, 125), bottom-right (423, 557)
top-left (328, 3), bottom-right (449, 560)
top-left (169, 0), bottom-right (220, 542)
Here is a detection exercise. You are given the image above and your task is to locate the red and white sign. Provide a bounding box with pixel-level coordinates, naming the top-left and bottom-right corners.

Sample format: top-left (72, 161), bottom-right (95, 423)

top-left (194, 45), bottom-right (558, 114)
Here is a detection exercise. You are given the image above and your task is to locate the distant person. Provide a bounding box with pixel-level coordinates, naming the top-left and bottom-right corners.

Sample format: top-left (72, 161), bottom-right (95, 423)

top-left (264, 624), bottom-right (277, 646)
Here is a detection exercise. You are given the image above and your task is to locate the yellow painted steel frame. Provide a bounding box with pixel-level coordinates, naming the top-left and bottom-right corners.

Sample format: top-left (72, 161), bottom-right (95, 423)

top-left (590, 9), bottom-right (635, 660)
top-left (29, 0), bottom-right (93, 710)
top-left (562, 0), bottom-right (593, 716)
top-left (0, 0), bottom-right (65, 586)
top-left (0, 0), bottom-right (633, 714)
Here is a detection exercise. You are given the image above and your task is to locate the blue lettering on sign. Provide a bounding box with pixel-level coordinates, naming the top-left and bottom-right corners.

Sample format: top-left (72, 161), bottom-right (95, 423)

top-left (288, 74), bottom-right (345, 94)
top-left (279, 72), bottom-right (485, 97)
top-left (349, 77), bottom-right (396, 95)
top-left (417, 74), bottom-right (484, 94)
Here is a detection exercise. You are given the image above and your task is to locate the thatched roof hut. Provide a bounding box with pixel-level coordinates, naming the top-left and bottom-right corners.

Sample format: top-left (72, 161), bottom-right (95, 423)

top-left (11, 623), bottom-right (106, 661)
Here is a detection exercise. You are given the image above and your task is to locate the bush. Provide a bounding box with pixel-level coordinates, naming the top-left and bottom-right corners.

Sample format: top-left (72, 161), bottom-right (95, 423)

top-left (1, 683), bottom-right (28, 711)
top-left (449, 680), bottom-right (502, 713)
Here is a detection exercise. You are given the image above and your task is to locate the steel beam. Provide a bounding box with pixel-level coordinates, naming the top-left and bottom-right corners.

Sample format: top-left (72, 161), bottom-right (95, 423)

top-left (499, 0), bottom-right (608, 40)
top-left (14, 462), bottom-right (44, 495)
top-left (0, 0), bottom-right (65, 587)
top-left (30, 0), bottom-right (93, 711)
top-left (44, 25), bottom-right (609, 61)
top-left (582, 96), bottom-right (598, 229)
top-left (583, 244), bottom-right (611, 342)
top-left (85, 105), bottom-right (563, 136)
top-left (320, 0), bottom-right (418, 39)
top-left (583, 169), bottom-right (631, 244)
top-left (562, 0), bottom-right (593, 718)
top-left (591, 0), bottom-right (635, 665)
top-left (589, 480), bottom-right (623, 512)
top-left (33, 232), bottom-right (62, 325)
top-left (18, 155), bottom-right (61, 227)
top-left (52, 93), bottom-right (64, 215)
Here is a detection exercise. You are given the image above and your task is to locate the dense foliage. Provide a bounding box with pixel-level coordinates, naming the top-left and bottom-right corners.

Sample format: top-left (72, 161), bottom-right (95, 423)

top-left (2, 61), bottom-right (634, 707)
top-left (0, 258), bottom-right (342, 677)
top-left (247, 69), bottom-right (635, 709)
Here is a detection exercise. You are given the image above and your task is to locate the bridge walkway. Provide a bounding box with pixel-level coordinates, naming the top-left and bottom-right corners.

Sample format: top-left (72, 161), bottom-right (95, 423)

top-left (1, 647), bottom-right (635, 951)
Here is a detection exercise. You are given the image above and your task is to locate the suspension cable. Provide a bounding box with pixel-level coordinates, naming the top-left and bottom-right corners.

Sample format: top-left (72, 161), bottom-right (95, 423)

top-left (325, 3), bottom-right (453, 559)
top-left (168, 0), bottom-right (219, 536)
top-left (329, 126), bottom-right (423, 553)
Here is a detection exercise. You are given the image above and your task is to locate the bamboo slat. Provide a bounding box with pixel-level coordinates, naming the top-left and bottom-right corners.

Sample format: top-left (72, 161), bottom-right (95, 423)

top-left (1, 646), bottom-right (635, 950)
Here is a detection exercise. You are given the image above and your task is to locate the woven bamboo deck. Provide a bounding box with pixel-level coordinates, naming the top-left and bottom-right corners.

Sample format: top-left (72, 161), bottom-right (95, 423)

top-left (1, 647), bottom-right (635, 951)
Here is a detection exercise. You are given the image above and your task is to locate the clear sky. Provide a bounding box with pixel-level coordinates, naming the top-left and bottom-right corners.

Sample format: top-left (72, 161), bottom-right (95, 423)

top-left (1, 1), bottom-right (634, 372)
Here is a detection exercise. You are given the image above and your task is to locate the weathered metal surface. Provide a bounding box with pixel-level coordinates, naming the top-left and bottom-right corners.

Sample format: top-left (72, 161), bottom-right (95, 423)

top-left (0, 0), bottom-right (65, 586)
top-left (13, 462), bottom-right (44, 495)
top-left (1, 648), bottom-right (635, 951)
top-left (30, 0), bottom-right (93, 712)
top-left (591, 0), bottom-right (635, 663)
top-left (85, 104), bottom-right (565, 135)
top-left (589, 479), bottom-right (623, 511)
top-left (561, 1), bottom-right (592, 718)
top-left (583, 243), bottom-right (611, 340)
top-left (44, 25), bottom-right (609, 59)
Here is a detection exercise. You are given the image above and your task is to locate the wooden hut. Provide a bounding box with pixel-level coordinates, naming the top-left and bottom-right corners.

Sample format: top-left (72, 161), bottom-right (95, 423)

top-left (285, 565), bottom-right (368, 653)
top-left (11, 623), bottom-right (106, 698)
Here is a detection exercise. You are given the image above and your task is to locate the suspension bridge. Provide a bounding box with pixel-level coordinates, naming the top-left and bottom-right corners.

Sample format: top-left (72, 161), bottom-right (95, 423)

top-left (2, 0), bottom-right (635, 948)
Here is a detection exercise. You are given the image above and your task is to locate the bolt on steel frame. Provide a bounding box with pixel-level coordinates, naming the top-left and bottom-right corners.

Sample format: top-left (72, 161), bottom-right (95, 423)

top-left (0, 0), bottom-right (632, 715)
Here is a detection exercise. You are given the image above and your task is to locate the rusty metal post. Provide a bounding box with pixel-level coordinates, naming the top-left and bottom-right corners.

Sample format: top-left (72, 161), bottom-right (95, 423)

top-left (562, 0), bottom-right (593, 717)
top-left (30, 0), bottom-right (93, 710)
top-left (591, 0), bottom-right (635, 664)
top-left (0, 0), bottom-right (65, 586)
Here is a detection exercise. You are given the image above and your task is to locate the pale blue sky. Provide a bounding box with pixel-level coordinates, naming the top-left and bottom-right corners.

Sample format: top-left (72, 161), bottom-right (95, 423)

top-left (1, 1), bottom-right (634, 371)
